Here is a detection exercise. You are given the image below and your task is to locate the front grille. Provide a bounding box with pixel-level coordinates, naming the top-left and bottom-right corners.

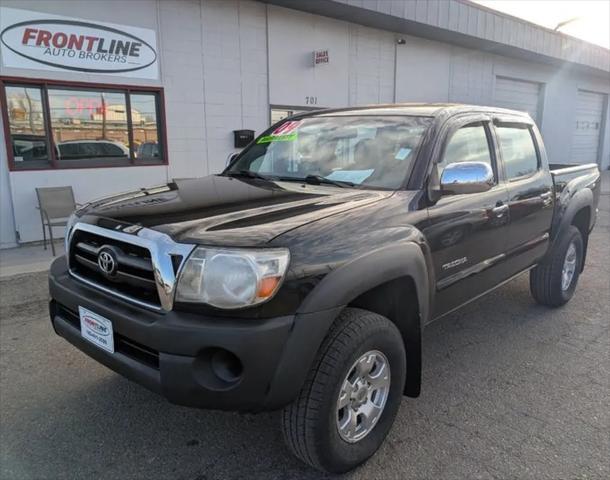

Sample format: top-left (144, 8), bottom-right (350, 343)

top-left (55, 303), bottom-right (160, 370)
top-left (69, 229), bottom-right (162, 308)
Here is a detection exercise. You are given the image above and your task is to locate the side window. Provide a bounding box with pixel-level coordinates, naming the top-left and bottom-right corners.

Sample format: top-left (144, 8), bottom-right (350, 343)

top-left (438, 124), bottom-right (495, 180)
top-left (3, 82), bottom-right (166, 169)
top-left (57, 143), bottom-right (78, 159)
top-left (496, 125), bottom-right (539, 180)
top-left (102, 142), bottom-right (128, 157)
top-left (5, 85), bottom-right (50, 168)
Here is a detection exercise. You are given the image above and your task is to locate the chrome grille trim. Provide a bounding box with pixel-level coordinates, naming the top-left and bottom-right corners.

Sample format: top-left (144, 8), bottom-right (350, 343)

top-left (75, 241), bottom-right (154, 272)
top-left (67, 222), bottom-right (196, 312)
top-left (70, 271), bottom-right (164, 312)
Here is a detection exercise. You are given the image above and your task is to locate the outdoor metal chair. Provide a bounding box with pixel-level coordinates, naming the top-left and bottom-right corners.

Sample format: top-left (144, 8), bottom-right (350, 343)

top-left (35, 186), bottom-right (79, 256)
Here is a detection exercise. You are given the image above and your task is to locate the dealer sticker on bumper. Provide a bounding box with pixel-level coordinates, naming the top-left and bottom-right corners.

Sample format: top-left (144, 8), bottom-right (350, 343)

top-left (79, 306), bottom-right (115, 354)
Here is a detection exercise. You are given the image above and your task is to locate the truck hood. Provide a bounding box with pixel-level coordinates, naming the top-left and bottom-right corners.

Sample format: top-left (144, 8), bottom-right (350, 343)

top-left (78, 175), bottom-right (392, 246)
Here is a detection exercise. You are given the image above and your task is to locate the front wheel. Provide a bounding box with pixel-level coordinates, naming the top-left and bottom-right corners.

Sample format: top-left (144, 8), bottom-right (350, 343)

top-left (281, 308), bottom-right (406, 473)
top-left (530, 225), bottom-right (584, 307)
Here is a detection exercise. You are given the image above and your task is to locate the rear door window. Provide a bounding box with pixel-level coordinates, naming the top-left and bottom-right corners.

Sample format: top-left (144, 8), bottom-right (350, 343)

top-left (496, 125), bottom-right (539, 180)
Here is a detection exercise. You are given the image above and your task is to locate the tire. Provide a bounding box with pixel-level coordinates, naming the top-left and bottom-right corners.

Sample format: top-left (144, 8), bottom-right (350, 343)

top-left (281, 308), bottom-right (406, 473)
top-left (530, 225), bottom-right (584, 307)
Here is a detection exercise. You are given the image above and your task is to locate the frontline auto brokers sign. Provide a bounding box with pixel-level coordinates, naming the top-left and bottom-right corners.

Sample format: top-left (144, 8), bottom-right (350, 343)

top-left (0, 7), bottom-right (158, 79)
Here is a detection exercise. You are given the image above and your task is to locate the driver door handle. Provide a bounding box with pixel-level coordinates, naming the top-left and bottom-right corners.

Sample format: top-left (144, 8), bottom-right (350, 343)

top-left (540, 191), bottom-right (553, 206)
top-left (492, 204), bottom-right (509, 217)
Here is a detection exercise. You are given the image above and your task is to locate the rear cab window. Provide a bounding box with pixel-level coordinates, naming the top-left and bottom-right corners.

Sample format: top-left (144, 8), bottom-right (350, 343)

top-left (495, 124), bottom-right (540, 180)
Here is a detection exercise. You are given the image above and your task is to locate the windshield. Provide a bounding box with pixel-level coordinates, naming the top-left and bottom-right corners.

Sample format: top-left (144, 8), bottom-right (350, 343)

top-left (227, 115), bottom-right (432, 189)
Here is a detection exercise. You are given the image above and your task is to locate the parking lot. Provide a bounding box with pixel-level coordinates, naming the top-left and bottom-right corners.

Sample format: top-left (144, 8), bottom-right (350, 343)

top-left (1, 181), bottom-right (608, 480)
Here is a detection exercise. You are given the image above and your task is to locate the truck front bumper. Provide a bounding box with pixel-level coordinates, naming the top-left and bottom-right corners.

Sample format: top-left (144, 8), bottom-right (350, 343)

top-left (49, 257), bottom-right (339, 412)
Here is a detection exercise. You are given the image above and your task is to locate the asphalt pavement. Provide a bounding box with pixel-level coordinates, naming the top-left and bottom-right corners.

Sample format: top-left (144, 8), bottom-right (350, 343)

top-left (1, 182), bottom-right (608, 480)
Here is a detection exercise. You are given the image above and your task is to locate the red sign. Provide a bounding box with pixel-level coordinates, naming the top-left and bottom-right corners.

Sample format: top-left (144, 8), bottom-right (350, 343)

top-left (63, 97), bottom-right (106, 116)
top-left (272, 120), bottom-right (301, 136)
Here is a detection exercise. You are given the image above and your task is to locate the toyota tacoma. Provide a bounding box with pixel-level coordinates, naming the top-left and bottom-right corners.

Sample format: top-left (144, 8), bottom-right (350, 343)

top-left (49, 104), bottom-right (601, 473)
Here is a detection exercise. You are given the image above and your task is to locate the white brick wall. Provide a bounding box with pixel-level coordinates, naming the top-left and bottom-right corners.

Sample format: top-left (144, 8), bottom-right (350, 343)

top-left (395, 35), bottom-right (451, 103)
top-left (160, 0), bottom-right (207, 180)
top-left (201, 0), bottom-right (268, 174)
top-left (267, 6), bottom-right (349, 108)
top-left (348, 24), bottom-right (395, 105)
top-left (448, 46), bottom-right (494, 105)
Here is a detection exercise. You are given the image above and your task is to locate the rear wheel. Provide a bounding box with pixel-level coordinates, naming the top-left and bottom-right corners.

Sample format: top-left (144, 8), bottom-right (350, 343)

top-left (530, 225), bottom-right (584, 307)
top-left (281, 308), bottom-right (406, 473)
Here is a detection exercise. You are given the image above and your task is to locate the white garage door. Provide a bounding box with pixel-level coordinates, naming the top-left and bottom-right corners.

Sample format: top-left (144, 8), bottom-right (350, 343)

top-left (494, 77), bottom-right (542, 123)
top-left (571, 90), bottom-right (606, 165)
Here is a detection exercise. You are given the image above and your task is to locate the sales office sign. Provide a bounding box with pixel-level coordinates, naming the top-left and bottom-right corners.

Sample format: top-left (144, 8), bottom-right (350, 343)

top-left (0, 7), bottom-right (159, 79)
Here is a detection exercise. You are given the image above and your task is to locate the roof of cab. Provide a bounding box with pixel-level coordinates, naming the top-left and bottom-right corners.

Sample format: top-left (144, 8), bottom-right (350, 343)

top-left (302, 103), bottom-right (532, 119)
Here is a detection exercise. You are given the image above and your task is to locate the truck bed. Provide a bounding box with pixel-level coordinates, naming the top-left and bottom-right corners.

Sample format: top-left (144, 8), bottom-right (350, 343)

top-left (549, 162), bottom-right (601, 234)
top-left (550, 163), bottom-right (600, 193)
top-left (549, 163), bottom-right (599, 176)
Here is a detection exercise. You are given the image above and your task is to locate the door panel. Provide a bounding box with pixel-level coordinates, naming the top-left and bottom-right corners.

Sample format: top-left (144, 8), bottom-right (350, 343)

top-left (496, 123), bottom-right (554, 272)
top-left (426, 186), bottom-right (510, 317)
top-left (424, 121), bottom-right (510, 318)
top-left (504, 170), bottom-right (554, 270)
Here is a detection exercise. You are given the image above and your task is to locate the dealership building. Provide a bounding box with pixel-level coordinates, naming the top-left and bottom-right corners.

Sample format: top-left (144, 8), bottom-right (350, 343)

top-left (0, 0), bottom-right (609, 248)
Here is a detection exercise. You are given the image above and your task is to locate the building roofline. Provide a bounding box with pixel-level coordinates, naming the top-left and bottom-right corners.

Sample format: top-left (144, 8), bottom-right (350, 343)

top-left (260, 0), bottom-right (610, 76)
top-left (459, 0), bottom-right (605, 50)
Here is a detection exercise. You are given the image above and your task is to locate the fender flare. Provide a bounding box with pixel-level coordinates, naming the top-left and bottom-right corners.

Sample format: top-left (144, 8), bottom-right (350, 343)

top-left (264, 242), bottom-right (431, 408)
top-left (546, 187), bottom-right (594, 265)
top-left (297, 241), bottom-right (430, 321)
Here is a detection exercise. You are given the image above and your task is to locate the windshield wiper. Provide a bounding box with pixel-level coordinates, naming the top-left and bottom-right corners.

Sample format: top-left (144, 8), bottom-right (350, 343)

top-left (225, 171), bottom-right (355, 188)
top-left (225, 170), bottom-right (273, 181)
top-left (277, 174), bottom-right (354, 188)
top-left (302, 174), bottom-right (355, 188)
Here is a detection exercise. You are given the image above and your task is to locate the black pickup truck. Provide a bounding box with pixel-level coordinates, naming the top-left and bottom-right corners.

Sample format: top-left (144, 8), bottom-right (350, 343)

top-left (49, 104), bottom-right (601, 473)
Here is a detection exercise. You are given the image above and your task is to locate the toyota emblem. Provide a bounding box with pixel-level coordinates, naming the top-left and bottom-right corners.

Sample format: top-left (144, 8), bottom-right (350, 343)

top-left (97, 249), bottom-right (117, 275)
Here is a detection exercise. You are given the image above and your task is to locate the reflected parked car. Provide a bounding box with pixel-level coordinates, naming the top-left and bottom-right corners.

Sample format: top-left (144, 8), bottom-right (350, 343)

top-left (56, 140), bottom-right (130, 159)
top-left (12, 134), bottom-right (49, 161)
top-left (136, 141), bottom-right (159, 159)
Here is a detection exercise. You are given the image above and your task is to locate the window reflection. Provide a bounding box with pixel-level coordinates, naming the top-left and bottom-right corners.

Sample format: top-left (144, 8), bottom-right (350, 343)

top-left (4, 82), bottom-right (165, 169)
top-left (48, 89), bottom-right (130, 165)
top-left (497, 126), bottom-right (539, 179)
top-left (233, 116), bottom-right (430, 189)
top-left (441, 126), bottom-right (493, 170)
top-left (6, 85), bottom-right (50, 167)
top-left (131, 93), bottom-right (160, 162)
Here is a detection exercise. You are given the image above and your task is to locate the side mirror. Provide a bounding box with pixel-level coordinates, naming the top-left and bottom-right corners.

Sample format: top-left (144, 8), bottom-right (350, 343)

top-left (440, 161), bottom-right (494, 195)
top-left (226, 152), bottom-right (238, 167)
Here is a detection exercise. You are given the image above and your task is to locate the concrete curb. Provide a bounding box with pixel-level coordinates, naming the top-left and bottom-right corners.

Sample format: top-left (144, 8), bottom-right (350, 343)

top-left (0, 261), bottom-right (53, 279)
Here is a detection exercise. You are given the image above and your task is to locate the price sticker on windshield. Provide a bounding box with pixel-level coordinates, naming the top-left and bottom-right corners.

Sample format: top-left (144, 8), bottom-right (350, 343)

top-left (258, 120), bottom-right (302, 144)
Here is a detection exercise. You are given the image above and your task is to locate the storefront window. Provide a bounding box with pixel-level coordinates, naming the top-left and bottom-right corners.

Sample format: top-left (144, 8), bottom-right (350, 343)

top-left (1, 79), bottom-right (166, 170)
top-left (131, 93), bottom-right (160, 163)
top-left (48, 88), bottom-right (131, 167)
top-left (5, 85), bottom-right (50, 168)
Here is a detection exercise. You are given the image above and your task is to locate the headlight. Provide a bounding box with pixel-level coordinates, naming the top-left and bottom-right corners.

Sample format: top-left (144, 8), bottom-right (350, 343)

top-left (175, 247), bottom-right (290, 309)
top-left (64, 213), bottom-right (78, 252)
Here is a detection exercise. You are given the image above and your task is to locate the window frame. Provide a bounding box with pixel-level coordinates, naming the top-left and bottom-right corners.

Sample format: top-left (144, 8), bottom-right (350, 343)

top-left (437, 120), bottom-right (500, 186)
top-left (0, 76), bottom-right (168, 171)
top-left (493, 121), bottom-right (541, 182)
